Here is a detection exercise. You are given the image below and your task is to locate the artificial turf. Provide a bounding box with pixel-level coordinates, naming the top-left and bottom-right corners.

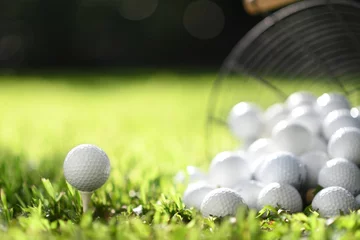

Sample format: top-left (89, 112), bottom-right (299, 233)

top-left (0, 71), bottom-right (360, 239)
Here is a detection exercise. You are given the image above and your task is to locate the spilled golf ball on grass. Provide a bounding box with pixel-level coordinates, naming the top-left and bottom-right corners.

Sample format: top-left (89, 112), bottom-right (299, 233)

top-left (63, 144), bottom-right (111, 212)
top-left (179, 91), bottom-right (360, 218)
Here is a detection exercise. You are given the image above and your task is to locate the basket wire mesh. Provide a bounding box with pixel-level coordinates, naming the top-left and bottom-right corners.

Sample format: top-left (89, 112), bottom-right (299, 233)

top-left (206, 0), bottom-right (360, 158)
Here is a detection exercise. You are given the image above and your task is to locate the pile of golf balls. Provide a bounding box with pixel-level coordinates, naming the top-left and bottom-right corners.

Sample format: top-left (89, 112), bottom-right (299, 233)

top-left (180, 91), bottom-right (360, 218)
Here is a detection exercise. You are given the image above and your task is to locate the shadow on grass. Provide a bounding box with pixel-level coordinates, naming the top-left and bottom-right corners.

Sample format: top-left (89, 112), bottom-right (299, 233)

top-left (0, 67), bottom-right (220, 85)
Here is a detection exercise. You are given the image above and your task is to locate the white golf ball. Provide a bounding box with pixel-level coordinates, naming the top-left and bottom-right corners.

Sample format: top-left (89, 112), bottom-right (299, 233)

top-left (208, 151), bottom-right (252, 187)
top-left (232, 180), bottom-right (265, 210)
top-left (289, 105), bottom-right (321, 135)
top-left (316, 92), bottom-right (350, 118)
top-left (186, 166), bottom-right (208, 183)
top-left (174, 166), bottom-right (208, 185)
top-left (312, 186), bottom-right (358, 218)
top-left (356, 194), bottom-right (360, 205)
top-left (182, 182), bottom-right (215, 210)
top-left (272, 121), bottom-right (312, 155)
top-left (252, 154), bottom-right (268, 181)
top-left (328, 127), bottom-right (360, 165)
top-left (255, 152), bottom-right (306, 189)
top-left (235, 149), bottom-right (248, 159)
top-left (285, 91), bottom-right (317, 110)
top-left (173, 171), bottom-right (186, 184)
top-left (318, 158), bottom-right (360, 195)
top-left (63, 144), bottom-right (111, 192)
top-left (299, 151), bottom-right (329, 188)
top-left (257, 182), bottom-right (303, 213)
top-left (350, 106), bottom-right (360, 121)
top-left (246, 138), bottom-right (278, 173)
top-left (247, 138), bottom-right (278, 157)
top-left (227, 102), bottom-right (264, 141)
top-left (264, 103), bottom-right (289, 135)
top-left (309, 136), bottom-right (328, 152)
top-left (322, 109), bottom-right (360, 140)
top-left (200, 188), bottom-right (247, 217)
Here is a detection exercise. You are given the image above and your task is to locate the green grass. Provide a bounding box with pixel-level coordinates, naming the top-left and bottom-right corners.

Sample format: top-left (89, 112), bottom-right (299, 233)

top-left (0, 72), bottom-right (360, 239)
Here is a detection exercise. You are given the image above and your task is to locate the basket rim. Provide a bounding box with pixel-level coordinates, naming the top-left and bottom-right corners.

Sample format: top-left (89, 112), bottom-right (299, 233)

top-left (224, 0), bottom-right (360, 69)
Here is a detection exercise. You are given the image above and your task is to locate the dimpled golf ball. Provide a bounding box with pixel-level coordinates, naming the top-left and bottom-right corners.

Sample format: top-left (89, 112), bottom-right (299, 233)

top-left (316, 92), bottom-right (350, 118)
top-left (200, 188), bottom-right (247, 217)
top-left (255, 152), bottom-right (305, 188)
top-left (257, 182), bottom-right (303, 213)
top-left (63, 144), bottom-right (111, 192)
top-left (312, 186), bottom-right (358, 218)
top-left (232, 180), bottom-right (265, 210)
top-left (328, 127), bottom-right (360, 165)
top-left (256, 152), bottom-right (305, 189)
top-left (299, 151), bottom-right (329, 188)
top-left (227, 102), bottom-right (264, 141)
top-left (285, 91), bottom-right (317, 110)
top-left (318, 158), bottom-right (360, 195)
top-left (182, 182), bottom-right (215, 210)
top-left (289, 105), bottom-right (321, 135)
top-left (208, 151), bottom-right (252, 187)
top-left (272, 121), bottom-right (312, 155)
top-left (322, 109), bottom-right (360, 140)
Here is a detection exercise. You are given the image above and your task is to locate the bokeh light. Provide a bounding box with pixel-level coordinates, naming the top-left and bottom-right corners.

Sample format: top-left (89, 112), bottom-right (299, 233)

top-left (118, 0), bottom-right (158, 21)
top-left (0, 34), bottom-right (25, 69)
top-left (183, 0), bottom-right (225, 40)
top-left (0, 35), bottom-right (22, 60)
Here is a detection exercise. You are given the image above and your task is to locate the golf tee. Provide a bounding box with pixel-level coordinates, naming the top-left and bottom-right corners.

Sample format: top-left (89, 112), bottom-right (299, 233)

top-left (80, 191), bottom-right (93, 213)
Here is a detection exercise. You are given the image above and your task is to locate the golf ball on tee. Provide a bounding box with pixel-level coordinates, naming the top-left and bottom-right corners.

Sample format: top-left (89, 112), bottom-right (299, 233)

top-left (63, 144), bottom-right (111, 192)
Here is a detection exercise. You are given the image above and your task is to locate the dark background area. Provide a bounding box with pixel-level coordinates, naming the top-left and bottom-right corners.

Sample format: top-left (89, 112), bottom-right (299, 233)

top-left (0, 0), bottom-right (263, 69)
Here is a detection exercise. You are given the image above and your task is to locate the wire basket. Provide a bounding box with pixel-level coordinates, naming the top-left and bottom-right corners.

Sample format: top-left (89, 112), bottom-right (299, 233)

top-left (206, 0), bottom-right (360, 158)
